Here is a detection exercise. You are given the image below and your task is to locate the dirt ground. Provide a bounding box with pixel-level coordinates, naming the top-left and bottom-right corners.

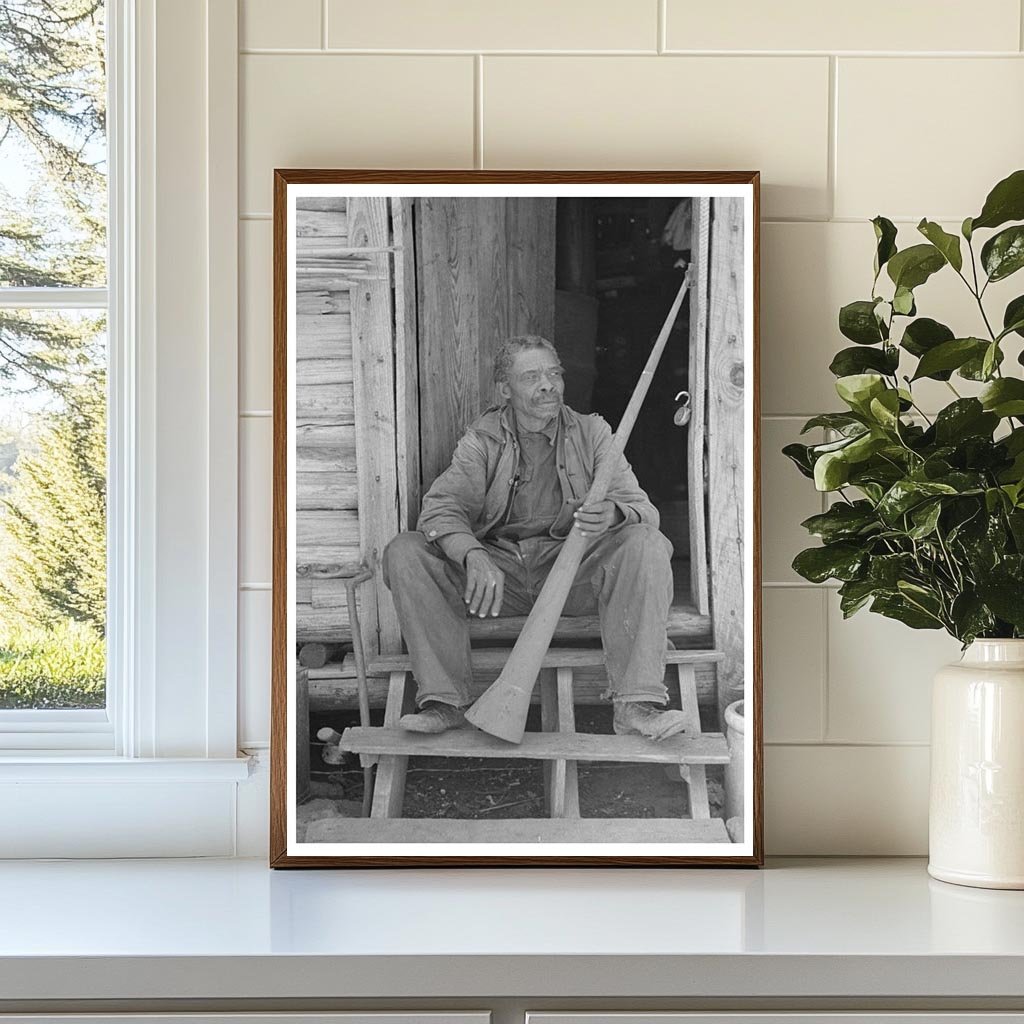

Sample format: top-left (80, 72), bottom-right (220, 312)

top-left (299, 704), bottom-right (725, 841)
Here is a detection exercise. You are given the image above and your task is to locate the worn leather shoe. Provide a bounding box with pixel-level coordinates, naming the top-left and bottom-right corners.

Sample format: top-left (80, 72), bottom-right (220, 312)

top-left (398, 701), bottom-right (467, 734)
top-left (613, 701), bottom-right (689, 741)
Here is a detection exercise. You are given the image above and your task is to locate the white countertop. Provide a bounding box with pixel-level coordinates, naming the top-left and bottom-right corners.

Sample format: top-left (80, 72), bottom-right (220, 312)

top-left (2, 857), bottom-right (1024, 1001)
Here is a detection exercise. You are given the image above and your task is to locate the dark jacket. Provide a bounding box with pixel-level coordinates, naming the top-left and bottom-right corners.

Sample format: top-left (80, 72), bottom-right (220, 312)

top-left (416, 403), bottom-right (659, 564)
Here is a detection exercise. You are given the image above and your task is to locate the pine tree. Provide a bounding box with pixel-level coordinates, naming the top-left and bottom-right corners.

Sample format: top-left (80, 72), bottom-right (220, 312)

top-left (0, 372), bottom-right (105, 632)
top-left (0, 0), bottom-right (106, 396)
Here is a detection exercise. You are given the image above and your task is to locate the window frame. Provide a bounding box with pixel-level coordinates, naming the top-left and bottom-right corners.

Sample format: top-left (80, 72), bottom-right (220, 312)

top-left (0, 4), bottom-right (119, 751)
top-left (0, 0), bottom-right (246, 832)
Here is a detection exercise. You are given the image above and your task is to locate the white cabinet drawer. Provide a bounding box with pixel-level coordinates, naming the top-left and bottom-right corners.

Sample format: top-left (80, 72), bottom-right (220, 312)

top-left (528, 1016), bottom-right (1024, 1024)
top-left (0, 1016), bottom-right (490, 1024)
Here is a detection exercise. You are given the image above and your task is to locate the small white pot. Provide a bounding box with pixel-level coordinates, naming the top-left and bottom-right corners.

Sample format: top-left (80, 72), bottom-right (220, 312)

top-left (929, 639), bottom-right (1024, 889)
top-left (724, 699), bottom-right (745, 829)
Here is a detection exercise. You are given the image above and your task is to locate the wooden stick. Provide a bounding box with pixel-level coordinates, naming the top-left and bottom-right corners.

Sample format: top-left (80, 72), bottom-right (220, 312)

top-left (464, 269), bottom-right (693, 743)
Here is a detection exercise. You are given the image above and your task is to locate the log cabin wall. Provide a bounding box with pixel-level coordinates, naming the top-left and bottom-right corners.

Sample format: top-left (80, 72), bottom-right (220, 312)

top-left (294, 197), bottom-right (403, 656)
top-left (294, 197), bottom-right (359, 646)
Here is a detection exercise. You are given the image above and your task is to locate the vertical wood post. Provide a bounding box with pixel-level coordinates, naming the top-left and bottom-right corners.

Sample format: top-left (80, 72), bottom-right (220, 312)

top-left (688, 197), bottom-right (711, 616)
top-left (348, 197), bottom-right (402, 656)
top-left (706, 197), bottom-right (746, 723)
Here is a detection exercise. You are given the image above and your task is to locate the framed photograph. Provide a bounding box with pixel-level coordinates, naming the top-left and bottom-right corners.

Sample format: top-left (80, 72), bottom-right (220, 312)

top-left (270, 171), bottom-right (762, 867)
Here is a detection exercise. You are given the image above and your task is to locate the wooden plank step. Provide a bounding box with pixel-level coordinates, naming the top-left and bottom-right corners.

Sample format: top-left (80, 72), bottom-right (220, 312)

top-left (305, 815), bottom-right (730, 844)
top-left (367, 647), bottom-right (723, 675)
top-left (308, 665), bottom-right (721, 713)
top-left (465, 604), bottom-right (710, 644)
top-left (338, 726), bottom-right (730, 765)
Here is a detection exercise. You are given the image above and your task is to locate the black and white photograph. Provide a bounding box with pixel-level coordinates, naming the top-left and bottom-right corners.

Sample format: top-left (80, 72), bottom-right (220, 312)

top-left (271, 171), bottom-right (761, 866)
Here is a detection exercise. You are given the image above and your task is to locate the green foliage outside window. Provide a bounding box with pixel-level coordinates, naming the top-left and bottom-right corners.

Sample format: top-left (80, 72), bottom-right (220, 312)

top-left (0, 1), bottom-right (107, 709)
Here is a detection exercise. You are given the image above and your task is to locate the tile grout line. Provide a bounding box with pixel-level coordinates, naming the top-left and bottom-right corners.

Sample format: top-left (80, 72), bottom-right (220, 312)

top-left (827, 55), bottom-right (838, 221)
top-left (1021, 0), bottom-right (1024, 52)
top-left (321, 0), bottom-right (328, 50)
top-left (474, 55), bottom-right (484, 169)
top-left (237, 47), bottom-right (1024, 57)
top-left (657, 0), bottom-right (666, 54)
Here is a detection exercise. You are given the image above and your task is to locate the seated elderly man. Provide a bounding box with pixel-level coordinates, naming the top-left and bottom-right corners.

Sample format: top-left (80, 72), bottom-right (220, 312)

top-left (382, 335), bottom-right (686, 740)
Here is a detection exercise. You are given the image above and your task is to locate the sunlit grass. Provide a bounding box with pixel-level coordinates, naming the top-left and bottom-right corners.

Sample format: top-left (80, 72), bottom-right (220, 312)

top-left (0, 619), bottom-right (105, 709)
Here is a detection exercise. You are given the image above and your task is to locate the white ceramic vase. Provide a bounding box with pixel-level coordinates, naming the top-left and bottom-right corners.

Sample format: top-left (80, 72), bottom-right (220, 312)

top-left (929, 639), bottom-right (1024, 889)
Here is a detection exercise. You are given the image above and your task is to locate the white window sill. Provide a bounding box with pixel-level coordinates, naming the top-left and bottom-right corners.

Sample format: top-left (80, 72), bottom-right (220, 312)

top-left (0, 754), bottom-right (252, 782)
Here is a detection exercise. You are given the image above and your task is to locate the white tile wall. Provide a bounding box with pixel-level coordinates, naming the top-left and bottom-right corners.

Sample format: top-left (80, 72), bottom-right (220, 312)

top-left (236, 2), bottom-right (1024, 854)
top-left (836, 58), bottom-right (1024, 220)
top-left (483, 56), bottom-right (831, 220)
top-left (241, 0), bottom-right (321, 50)
top-left (327, 0), bottom-right (658, 51)
top-left (665, 0), bottom-right (1021, 53)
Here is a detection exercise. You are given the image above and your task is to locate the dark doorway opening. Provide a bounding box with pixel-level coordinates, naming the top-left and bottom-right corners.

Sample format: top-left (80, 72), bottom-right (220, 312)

top-left (555, 196), bottom-right (694, 606)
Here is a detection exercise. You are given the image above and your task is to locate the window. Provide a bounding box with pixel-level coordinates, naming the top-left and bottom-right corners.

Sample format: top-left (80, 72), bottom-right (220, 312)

top-left (0, 0), bottom-right (111, 748)
top-left (0, 0), bottom-right (245, 857)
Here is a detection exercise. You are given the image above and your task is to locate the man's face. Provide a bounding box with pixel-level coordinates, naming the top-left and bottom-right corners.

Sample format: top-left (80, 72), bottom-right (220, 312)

top-left (499, 347), bottom-right (565, 426)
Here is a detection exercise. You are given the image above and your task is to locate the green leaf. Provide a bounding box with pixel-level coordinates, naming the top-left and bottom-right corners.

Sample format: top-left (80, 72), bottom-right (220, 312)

top-left (950, 593), bottom-right (996, 644)
top-left (917, 219), bottom-right (963, 272)
top-left (792, 543), bottom-right (866, 584)
top-left (839, 300), bottom-right (886, 345)
top-left (980, 378), bottom-right (1024, 418)
top-left (877, 479), bottom-right (958, 523)
top-left (933, 399), bottom-right (999, 444)
top-left (962, 216), bottom-right (974, 241)
top-left (838, 578), bottom-right (880, 617)
top-left (800, 501), bottom-right (879, 543)
top-left (976, 578), bottom-right (1024, 629)
top-left (911, 337), bottom-right (988, 381)
top-left (872, 216), bottom-right (898, 277)
top-left (982, 341), bottom-right (1000, 381)
top-left (829, 345), bottom-right (899, 378)
top-left (887, 244), bottom-right (946, 291)
top-left (908, 500), bottom-right (942, 539)
top-left (981, 225), bottom-right (1024, 283)
top-left (868, 389), bottom-right (902, 430)
top-left (900, 317), bottom-right (955, 365)
top-left (814, 450), bottom-right (851, 491)
top-left (835, 373), bottom-right (886, 413)
top-left (960, 344), bottom-right (1004, 381)
top-left (868, 553), bottom-right (915, 587)
top-left (782, 442), bottom-right (815, 479)
top-left (971, 168), bottom-right (1024, 232)
top-left (800, 412), bottom-right (865, 435)
top-left (892, 286), bottom-right (916, 316)
top-left (1002, 295), bottom-right (1024, 340)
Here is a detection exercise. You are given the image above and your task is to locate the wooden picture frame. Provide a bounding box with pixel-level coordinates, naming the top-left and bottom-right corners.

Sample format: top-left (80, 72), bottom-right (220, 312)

top-left (270, 171), bottom-right (762, 867)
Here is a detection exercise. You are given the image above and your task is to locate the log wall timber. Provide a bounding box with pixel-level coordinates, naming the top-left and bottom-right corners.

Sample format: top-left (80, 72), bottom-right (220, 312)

top-left (416, 197), bottom-right (556, 487)
top-left (295, 199), bottom-right (356, 643)
top-left (293, 196), bottom-right (406, 651)
top-left (706, 197), bottom-right (746, 718)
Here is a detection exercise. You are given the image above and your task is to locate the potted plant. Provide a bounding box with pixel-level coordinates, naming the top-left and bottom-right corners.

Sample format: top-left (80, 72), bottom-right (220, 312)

top-left (785, 169), bottom-right (1024, 889)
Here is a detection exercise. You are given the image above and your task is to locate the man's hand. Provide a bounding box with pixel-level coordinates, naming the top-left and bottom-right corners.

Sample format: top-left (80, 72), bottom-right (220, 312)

top-left (464, 549), bottom-right (505, 618)
top-left (573, 499), bottom-right (624, 537)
